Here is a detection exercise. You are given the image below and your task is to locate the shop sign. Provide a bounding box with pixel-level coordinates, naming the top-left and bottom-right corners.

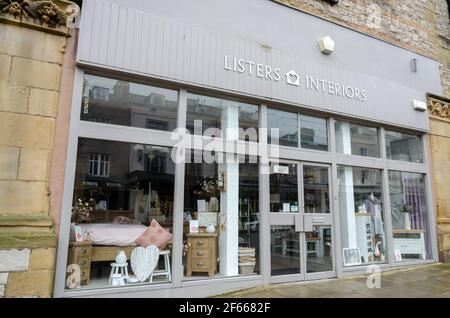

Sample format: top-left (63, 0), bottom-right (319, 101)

top-left (224, 55), bottom-right (367, 102)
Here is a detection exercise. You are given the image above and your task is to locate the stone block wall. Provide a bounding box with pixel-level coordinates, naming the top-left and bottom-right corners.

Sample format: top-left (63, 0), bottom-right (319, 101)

top-left (0, 23), bottom-right (67, 297)
top-left (273, 0), bottom-right (450, 98)
top-left (428, 95), bottom-right (450, 262)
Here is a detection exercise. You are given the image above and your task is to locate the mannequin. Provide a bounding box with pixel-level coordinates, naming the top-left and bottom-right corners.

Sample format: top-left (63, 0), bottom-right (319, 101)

top-left (363, 193), bottom-right (385, 260)
top-left (363, 193), bottom-right (384, 235)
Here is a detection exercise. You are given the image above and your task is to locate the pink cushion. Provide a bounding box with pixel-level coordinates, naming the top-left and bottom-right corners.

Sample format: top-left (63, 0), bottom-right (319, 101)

top-left (135, 219), bottom-right (173, 250)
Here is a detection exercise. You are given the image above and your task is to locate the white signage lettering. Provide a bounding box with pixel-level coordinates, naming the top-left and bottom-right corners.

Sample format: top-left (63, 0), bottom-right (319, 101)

top-left (224, 55), bottom-right (367, 102)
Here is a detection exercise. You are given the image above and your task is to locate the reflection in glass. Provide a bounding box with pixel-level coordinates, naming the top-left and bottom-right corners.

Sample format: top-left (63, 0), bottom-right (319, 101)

top-left (303, 166), bottom-right (329, 214)
top-left (389, 171), bottom-right (430, 261)
top-left (338, 166), bottom-right (386, 266)
top-left (81, 74), bottom-right (178, 131)
top-left (306, 225), bottom-right (333, 273)
top-left (385, 131), bottom-right (423, 163)
top-left (267, 108), bottom-right (298, 147)
top-left (300, 115), bottom-right (328, 151)
top-left (271, 226), bottom-right (300, 275)
top-left (67, 138), bottom-right (175, 290)
top-left (335, 121), bottom-right (380, 157)
top-left (270, 163), bottom-right (299, 212)
top-left (186, 93), bottom-right (259, 141)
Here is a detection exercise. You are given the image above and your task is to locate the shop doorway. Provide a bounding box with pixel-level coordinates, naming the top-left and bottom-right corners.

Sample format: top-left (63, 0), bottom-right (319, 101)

top-left (268, 160), bottom-right (335, 283)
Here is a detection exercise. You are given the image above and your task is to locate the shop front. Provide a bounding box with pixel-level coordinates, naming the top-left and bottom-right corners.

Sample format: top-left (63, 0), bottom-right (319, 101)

top-left (54, 0), bottom-right (442, 297)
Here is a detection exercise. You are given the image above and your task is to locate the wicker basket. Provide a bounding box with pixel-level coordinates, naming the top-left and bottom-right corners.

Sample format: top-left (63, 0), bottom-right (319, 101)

top-left (239, 263), bottom-right (255, 275)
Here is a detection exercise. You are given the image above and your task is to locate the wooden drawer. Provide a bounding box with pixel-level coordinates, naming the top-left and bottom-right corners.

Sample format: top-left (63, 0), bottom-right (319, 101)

top-left (76, 246), bottom-right (92, 257)
top-left (191, 248), bottom-right (209, 259)
top-left (76, 256), bottom-right (91, 269)
top-left (79, 268), bottom-right (90, 281)
top-left (191, 258), bottom-right (210, 270)
top-left (190, 238), bottom-right (209, 248)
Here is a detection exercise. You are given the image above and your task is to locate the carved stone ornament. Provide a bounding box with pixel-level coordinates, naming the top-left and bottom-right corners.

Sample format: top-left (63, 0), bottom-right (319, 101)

top-left (428, 95), bottom-right (450, 122)
top-left (0, 0), bottom-right (79, 35)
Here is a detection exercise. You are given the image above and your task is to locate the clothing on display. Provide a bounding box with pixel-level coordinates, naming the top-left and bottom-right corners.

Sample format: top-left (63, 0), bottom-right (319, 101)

top-left (363, 193), bottom-right (384, 236)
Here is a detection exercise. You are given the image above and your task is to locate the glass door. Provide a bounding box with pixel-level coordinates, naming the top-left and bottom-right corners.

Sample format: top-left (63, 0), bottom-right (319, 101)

top-left (269, 161), bottom-right (334, 283)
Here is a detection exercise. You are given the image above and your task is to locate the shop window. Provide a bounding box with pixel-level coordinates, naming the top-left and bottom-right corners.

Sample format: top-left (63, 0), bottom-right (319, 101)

top-left (385, 131), bottom-right (423, 163)
top-left (66, 138), bottom-right (175, 290)
top-left (186, 93), bottom-right (259, 141)
top-left (300, 114), bottom-right (328, 151)
top-left (303, 165), bottom-right (330, 214)
top-left (389, 171), bottom-right (430, 261)
top-left (183, 152), bottom-right (259, 280)
top-left (335, 121), bottom-right (380, 158)
top-left (270, 163), bottom-right (298, 212)
top-left (267, 109), bottom-right (298, 147)
top-left (81, 74), bottom-right (178, 131)
top-left (338, 166), bottom-right (387, 266)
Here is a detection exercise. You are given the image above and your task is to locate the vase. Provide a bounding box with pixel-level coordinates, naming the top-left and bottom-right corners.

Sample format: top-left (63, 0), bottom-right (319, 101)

top-left (115, 250), bottom-right (127, 265)
top-left (403, 213), bottom-right (411, 230)
top-left (206, 223), bottom-right (215, 233)
top-left (209, 196), bottom-right (219, 212)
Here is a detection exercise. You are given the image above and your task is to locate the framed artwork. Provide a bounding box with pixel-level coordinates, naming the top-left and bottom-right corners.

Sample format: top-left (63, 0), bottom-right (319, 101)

top-left (342, 247), bottom-right (362, 266)
top-left (394, 250), bottom-right (402, 261)
top-left (198, 212), bottom-right (218, 226)
top-left (74, 226), bottom-right (83, 242)
top-left (189, 220), bottom-right (199, 233)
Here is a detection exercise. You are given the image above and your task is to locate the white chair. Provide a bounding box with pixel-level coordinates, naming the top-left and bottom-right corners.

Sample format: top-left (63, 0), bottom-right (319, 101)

top-left (149, 250), bottom-right (171, 283)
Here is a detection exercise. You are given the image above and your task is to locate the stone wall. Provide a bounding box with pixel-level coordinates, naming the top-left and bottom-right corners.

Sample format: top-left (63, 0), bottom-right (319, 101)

top-left (0, 22), bottom-right (66, 297)
top-left (428, 95), bottom-right (450, 262)
top-left (273, 0), bottom-right (450, 98)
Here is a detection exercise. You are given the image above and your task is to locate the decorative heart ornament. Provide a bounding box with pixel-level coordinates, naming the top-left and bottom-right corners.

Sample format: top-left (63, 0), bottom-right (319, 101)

top-left (130, 245), bottom-right (160, 282)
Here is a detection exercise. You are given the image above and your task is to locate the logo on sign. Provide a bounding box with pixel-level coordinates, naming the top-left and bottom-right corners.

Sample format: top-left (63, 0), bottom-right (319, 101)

top-left (285, 70), bottom-right (300, 86)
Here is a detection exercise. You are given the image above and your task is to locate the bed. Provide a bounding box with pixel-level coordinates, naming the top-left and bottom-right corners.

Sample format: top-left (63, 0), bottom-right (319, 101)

top-left (78, 223), bottom-right (148, 261)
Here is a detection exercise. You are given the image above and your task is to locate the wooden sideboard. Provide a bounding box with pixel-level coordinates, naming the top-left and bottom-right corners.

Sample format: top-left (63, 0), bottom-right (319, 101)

top-left (186, 233), bottom-right (218, 277)
top-left (68, 241), bottom-right (92, 285)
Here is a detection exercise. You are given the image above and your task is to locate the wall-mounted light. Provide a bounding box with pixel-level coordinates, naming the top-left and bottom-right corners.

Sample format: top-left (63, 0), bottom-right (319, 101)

top-left (411, 58), bottom-right (418, 73)
top-left (318, 36), bottom-right (335, 55)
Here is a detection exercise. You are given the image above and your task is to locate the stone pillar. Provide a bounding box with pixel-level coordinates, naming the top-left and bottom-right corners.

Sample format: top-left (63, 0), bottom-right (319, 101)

top-left (0, 0), bottom-right (79, 297)
top-left (428, 95), bottom-right (450, 262)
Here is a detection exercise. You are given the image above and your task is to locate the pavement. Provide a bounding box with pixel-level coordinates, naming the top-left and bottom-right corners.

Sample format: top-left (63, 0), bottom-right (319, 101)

top-left (216, 263), bottom-right (450, 298)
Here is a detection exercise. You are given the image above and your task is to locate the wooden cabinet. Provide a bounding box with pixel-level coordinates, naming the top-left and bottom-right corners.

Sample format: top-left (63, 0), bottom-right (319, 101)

top-left (186, 233), bottom-right (217, 277)
top-left (68, 241), bottom-right (92, 285)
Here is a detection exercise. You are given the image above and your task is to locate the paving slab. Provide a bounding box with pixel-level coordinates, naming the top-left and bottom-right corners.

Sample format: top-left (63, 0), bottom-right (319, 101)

top-left (216, 264), bottom-right (450, 298)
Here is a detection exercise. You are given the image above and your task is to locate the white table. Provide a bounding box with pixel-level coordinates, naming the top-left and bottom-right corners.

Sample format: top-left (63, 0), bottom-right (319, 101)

top-left (393, 229), bottom-right (426, 260)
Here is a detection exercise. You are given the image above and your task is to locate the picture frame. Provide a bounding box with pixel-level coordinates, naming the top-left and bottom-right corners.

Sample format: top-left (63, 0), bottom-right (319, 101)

top-left (342, 247), bottom-right (362, 266)
top-left (189, 220), bottom-right (199, 233)
top-left (394, 249), bottom-right (402, 261)
top-left (74, 225), bottom-right (83, 242)
top-left (197, 199), bottom-right (206, 212)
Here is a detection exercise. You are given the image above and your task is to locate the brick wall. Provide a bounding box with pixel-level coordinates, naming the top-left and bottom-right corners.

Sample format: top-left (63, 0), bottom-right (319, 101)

top-left (0, 23), bottom-right (66, 297)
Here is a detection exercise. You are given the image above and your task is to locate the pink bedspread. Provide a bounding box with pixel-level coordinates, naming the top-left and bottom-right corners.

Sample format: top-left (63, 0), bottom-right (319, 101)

top-left (79, 223), bottom-right (148, 246)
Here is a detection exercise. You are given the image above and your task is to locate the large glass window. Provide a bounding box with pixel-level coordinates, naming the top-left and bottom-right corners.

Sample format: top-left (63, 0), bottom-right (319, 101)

top-left (186, 93), bottom-right (259, 141)
top-left (303, 165), bottom-right (330, 214)
top-left (66, 138), bottom-right (175, 290)
top-left (183, 152), bottom-right (259, 280)
top-left (267, 109), bottom-right (298, 147)
top-left (270, 163), bottom-right (298, 212)
top-left (300, 115), bottom-right (328, 151)
top-left (335, 121), bottom-right (380, 157)
top-left (385, 131), bottom-right (423, 163)
top-left (389, 171), bottom-right (430, 261)
top-left (338, 166), bottom-right (386, 266)
top-left (81, 74), bottom-right (178, 130)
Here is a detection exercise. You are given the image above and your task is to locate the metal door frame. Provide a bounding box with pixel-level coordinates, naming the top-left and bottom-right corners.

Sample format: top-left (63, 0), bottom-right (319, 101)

top-left (268, 159), bottom-right (336, 284)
